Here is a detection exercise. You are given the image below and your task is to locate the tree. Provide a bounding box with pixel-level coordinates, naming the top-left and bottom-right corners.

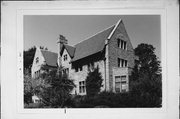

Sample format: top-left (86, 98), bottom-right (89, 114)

top-left (35, 66), bottom-right (75, 108)
top-left (24, 69), bottom-right (33, 105)
top-left (24, 46), bottom-right (36, 72)
top-left (85, 66), bottom-right (103, 97)
top-left (130, 43), bottom-right (162, 107)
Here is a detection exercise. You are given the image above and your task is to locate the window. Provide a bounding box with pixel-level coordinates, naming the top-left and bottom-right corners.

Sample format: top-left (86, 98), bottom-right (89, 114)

top-left (63, 68), bottom-right (69, 75)
top-left (75, 65), bottom-right (83, 72)
top-left (64, 54), bottom-right (67, 61)
top-left (117, 39), bottom-right (127, 50)
top-left (79, 81), bottom-right (86, 93)
top-left (36, 57), bottom-right (39, 64)
top-left (79, 65), bottom-right (83, 71)
top-left (115, 76), bottom-right (127, 93)
top-left (75, 67), bottom-right (78, 72)
top-left (118, 58), bottom-right (128, 67)
top-left (34, 70), bottom-right (40, 78)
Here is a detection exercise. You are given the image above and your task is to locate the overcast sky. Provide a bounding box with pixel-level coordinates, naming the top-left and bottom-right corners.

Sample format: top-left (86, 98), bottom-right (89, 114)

top-left (24, 15), bottom-right (161, 60)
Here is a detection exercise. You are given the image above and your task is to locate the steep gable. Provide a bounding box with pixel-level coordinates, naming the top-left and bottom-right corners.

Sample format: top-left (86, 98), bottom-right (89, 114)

top-left (60, 45), bottom-right (75, 58)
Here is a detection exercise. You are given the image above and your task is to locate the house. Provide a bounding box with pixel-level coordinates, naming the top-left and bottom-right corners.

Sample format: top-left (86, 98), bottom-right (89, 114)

top-left (31, 19), bottom-right (137, 96)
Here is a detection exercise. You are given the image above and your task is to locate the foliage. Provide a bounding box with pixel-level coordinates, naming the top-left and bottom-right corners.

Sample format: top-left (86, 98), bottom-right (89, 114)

top-left (24, 46), bottom-right (36, 72)
top-left (85, 66), bottom-right (103, 97)
top-left (35, 66), bottom-right (75, 108)
top-left (129, 43), bottom-right (162, 107)
top-left (24, 69), bottom-right (33, 105)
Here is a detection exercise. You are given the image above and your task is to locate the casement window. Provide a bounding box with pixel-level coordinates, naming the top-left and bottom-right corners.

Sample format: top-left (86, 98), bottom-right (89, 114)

top-left (118, 58), bottom-right (128, 67)
top-left (75, 65), bottom-right (83, 72)
top-left (64, 54), bottom-right (68, 61)
top-left (115, 76), bottom-right (127, 93)
top-left (79, 81), bottom-right (86, 93)
top-left (117, 39), bottom-right (127, 50)
top-left (36, 57), bottom-right (39, 64)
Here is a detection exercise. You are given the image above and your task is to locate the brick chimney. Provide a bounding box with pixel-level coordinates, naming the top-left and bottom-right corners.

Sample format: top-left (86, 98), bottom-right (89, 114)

top-left (57, 35), bottom-right (68, 67)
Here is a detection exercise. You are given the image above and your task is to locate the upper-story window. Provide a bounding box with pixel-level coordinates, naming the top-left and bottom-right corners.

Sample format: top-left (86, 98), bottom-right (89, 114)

top-left (36, 57), bottom-right (39, 64)
top-left (64, 54), bottom-right (67, 61)
top-left (118, 58), bottom-right (128, 67)
top-left (117, 39), bottom-right (127, 50)
top-left (75, 65), bottom-right (83, 72)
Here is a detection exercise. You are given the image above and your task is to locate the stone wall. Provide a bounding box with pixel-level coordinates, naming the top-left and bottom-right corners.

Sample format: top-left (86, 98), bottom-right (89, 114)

top-left (69, 59), bottom-right (105, 95)
top-left (108, 21), bottom-right (136, 91)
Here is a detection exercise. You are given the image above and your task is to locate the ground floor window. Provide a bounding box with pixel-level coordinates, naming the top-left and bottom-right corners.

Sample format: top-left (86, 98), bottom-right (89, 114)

top-left (79, 81), bottom-right (86, 93)
top-left (115, 75), bottom-right (127, 93)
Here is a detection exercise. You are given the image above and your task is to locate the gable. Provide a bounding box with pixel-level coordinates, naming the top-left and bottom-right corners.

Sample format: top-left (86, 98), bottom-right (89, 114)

top-left (110, 20), bottom-right (134, 52)
top-left (71, 25), bottom-right (115, 62)
top-left (41, 50), bottom-right (58, 67)
top-left (60, 45), bottom-right (75, 58)
top-left (31, 47), bottom-right (46, 72)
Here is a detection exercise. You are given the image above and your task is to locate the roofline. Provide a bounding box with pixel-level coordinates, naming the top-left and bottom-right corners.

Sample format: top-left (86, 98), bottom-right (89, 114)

top-left (73, 23), bottom-right (116, 47)
top-left (107, 19), bottom-right (122, 40)
top-left (61, 44), bottom-right (75, 58)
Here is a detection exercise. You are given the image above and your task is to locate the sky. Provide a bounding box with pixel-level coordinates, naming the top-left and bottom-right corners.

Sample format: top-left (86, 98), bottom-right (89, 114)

top-left (24, 15), bottom-right (161, 60)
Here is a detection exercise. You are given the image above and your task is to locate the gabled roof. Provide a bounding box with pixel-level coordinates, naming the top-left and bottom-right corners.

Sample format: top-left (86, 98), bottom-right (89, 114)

top-left (61, 45), bottom-right (76, 58)
top-left (41, 50), bottom-right (58, 67)
top-left (71, 25), bottom-right (115, 62)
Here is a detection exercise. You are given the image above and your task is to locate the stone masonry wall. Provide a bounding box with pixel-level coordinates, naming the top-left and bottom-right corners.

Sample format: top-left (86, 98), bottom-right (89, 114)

top-left (108, 21), bottom-right (136, 91)
top-left (69, 59), bottom-right (105, 95)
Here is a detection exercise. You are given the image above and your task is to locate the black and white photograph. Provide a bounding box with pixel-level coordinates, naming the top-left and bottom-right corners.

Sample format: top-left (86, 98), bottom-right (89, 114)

top-left (1, 1), bottom-right (179, 119)
top-left (23, 15), bottom-right (162, 108)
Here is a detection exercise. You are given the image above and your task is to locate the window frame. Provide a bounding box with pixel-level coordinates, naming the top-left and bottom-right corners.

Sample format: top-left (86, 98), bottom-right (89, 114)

top-left (64, 54), bottom-right (68, 61)
top-left (115, 75), bottom-right (127, 93)
top-left (79, 81), bottom-right (86, 94)
top-left (118, 58), bottom-right (128, 67)
top-left (117, 38), bottom-right (127, 50)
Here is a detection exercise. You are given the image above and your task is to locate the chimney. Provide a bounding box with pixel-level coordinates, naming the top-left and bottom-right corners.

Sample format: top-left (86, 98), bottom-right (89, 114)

top-left (57, 35), bottom-right (68, 67)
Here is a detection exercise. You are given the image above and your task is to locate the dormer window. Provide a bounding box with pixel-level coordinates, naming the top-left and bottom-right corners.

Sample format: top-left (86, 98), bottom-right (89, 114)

top-left (36, 57), bottom-right (39, 64)
top-left (64, 54), bottom-right (67, 61)
top-left (117, 39), bottom-right (127, 50)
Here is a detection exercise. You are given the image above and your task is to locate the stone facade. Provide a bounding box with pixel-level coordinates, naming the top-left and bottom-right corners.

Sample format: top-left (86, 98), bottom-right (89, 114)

top-left (31, 19), bottom-right (137, 96)
top-left (107, 21), bottom-right (136, 91)
top-left (31, 47), bottom-right (45, 78)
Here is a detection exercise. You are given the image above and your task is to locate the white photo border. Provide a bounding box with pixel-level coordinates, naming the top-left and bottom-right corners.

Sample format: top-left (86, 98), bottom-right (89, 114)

top-left (1, 1), bottom-right (179, 119)
top-left (17, 6), bottom-right (166, 114)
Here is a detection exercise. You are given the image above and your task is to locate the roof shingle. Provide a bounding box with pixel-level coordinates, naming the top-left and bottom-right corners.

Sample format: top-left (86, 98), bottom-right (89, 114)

top-left (71, 25), bottom-right (115, 62)
top-left (64, 45), bottom-right (76, 58)
top-left (41, 50), bottom-right (58, 67)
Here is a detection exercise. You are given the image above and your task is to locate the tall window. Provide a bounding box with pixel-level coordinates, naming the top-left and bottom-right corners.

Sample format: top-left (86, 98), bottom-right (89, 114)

top-left (64, 54), bottom-right (67, 61)
top-left (117, 39), bottom-right (127, 50)
top-left (36, 57), bottom-right (39, 64)
top-left (118, 58), bottom-right (128, 67)
top-left (79, 81), bottom-right (86, 93)
top-left (115, 76), bottom-right (127, 93)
